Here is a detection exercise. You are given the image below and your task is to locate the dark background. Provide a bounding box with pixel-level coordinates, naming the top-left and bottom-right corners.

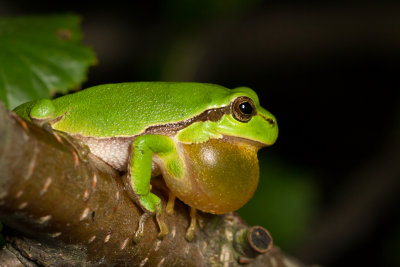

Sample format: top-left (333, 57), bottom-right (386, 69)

top-left (2, 1), bottom-right (399, 266)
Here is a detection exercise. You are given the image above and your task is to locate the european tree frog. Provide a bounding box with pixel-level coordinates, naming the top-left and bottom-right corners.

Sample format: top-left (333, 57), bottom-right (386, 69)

top-left (13, 82), bottom-right (278, 241)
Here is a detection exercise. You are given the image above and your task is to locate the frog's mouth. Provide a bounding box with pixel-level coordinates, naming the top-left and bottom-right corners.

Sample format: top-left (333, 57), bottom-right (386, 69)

top-left (221, 135), bottom-right (268, 150)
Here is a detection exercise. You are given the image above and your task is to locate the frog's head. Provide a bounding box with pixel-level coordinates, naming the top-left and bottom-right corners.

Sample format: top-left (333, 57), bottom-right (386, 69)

top-left (176, 86), bottom-right (278, 147)
top-left (166, 86), bottom-right (278, 214)
top-left (216, 86), bottom-right (278, 147)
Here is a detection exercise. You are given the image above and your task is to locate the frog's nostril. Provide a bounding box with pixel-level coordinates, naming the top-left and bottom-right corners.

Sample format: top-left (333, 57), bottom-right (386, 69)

top-left (266, 118), bottom-right (275, 125)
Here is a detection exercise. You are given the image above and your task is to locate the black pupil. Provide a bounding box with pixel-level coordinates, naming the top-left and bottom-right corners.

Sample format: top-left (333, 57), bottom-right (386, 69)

top-left (239, 102), bottom-right (253, 114)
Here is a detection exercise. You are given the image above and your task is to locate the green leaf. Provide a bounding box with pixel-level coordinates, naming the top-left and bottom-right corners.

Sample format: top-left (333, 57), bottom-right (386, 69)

top-left (0, 14), bottom-right (96, 109)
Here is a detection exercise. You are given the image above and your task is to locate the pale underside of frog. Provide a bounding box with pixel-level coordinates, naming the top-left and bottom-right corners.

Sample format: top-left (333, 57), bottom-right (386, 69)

top-left (13, 82), bottom-right (278, 241)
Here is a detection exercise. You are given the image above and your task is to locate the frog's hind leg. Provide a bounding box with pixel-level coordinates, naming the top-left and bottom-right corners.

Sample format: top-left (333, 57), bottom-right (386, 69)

top-left (28, 99), bottom-right (55, 126)
top-left (134, 200), bottom-right (168, 243)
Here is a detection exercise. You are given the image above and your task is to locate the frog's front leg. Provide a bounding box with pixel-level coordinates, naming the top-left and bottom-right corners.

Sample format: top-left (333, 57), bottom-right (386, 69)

top-left (126, 134), bottom-right (184, 242)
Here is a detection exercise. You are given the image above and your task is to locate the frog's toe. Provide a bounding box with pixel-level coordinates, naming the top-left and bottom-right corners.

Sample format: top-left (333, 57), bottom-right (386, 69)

top-left (155, 202), bottom-right (169, 239)
top-left (185, 228), bottom-right (195, 242)
top-left (133, 229), bottom-right (144, 244)
top-left (133, 212), bottom-right (152, 243)
top-left (185, 207), bottom-right (197, 242)
top-left (157, 218), bottom-right (169, 239)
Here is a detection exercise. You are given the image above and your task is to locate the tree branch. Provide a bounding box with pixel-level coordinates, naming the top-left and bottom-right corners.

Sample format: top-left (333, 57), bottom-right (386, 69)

top-left (0, 102), bottom-right (309, 266)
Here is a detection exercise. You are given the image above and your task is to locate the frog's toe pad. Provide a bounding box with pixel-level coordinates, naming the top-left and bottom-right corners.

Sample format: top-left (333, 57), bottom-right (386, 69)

top-left (185, 229), bottom-right (195, 242)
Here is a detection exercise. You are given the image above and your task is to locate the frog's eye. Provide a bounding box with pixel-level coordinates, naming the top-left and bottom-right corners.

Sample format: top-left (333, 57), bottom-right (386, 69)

top-left (232, 96), bottom-right (256, 122)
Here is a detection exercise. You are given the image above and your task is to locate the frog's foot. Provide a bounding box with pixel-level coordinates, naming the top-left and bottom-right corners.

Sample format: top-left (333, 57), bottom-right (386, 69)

top-left (134, 193), bottom-right (169, 243)
top-left (134, 211), bottom-right (152, 243)
top-left (166, 192), bottom-right (176, 215)
top-left (185, 207), bottom-right (197, 242)
top-left (133, 212), bottom-right (168, 243)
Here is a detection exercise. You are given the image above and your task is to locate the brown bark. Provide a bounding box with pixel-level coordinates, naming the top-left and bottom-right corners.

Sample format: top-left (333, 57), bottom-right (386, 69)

top-left (0, 102), bottom-right (309, 266)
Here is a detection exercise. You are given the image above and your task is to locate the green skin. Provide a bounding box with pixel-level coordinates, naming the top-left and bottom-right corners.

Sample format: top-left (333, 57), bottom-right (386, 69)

top-left (14, 82), bottom-right (278, 239)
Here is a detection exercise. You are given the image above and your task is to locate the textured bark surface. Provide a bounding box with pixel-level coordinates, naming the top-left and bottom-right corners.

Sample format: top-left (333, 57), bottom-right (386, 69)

top-left (0, 103), bottom-right (310, 266)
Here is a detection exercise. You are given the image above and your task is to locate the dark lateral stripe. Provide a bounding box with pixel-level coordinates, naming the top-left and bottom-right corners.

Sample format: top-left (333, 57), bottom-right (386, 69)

top-left (144, 106), bottom-right (230, 135)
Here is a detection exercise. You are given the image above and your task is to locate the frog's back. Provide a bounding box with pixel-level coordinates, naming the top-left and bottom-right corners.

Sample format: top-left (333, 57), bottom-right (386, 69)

top-left (52, 82), bottom-right (232, 137)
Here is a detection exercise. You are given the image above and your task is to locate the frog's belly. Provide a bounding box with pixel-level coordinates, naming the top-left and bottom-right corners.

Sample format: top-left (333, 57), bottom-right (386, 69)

top-left (77, 136), bottom-right (161, 176)
top-left (78, 136), bottom-right (133, 171)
